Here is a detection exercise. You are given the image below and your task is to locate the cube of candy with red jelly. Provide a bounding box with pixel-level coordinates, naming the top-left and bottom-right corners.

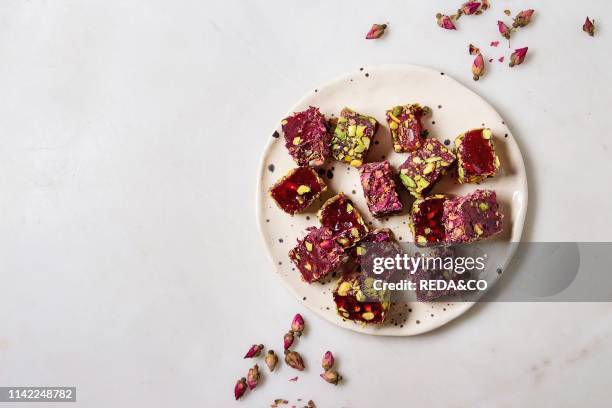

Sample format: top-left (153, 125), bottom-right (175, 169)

top-left (353, 228), bottom-right (403, 281)
top-left (318, 193), bottom-right (368, 248)
top-left (443, 189), bottom-right (503, 243)
top-left (386, 104), bottom-right (432, 152)
top-left (288, 226), bottom-right (345, 283)
top-left (269, 167), bottom-right (327, 215)
top-left (409, 194), bottom-right (447, 246)
top-left (333, 271), bottom-right (390, 324)
top-left (399, 139), bottom-right (456, 198)
top-left (282, 106), bottom-right (331, 167)
top-left (359, 161), bottom-right (403, 217)
top-left (455, 128), bottom-right (500, 183)
top-left (331, 108), bottom-right (378, 167)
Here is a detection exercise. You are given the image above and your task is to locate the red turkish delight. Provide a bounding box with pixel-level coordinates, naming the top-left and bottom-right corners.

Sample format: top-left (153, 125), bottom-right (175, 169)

top-left (282, 107), bottom-right (331, 167)
top-left (288, 227), bottom-right (345, 283)
top-left (386, 104), bottom-right (432, 152)
top-left (318, 193), bottom-right (368, 248)
top-left (333, 271), bottom-right (390, 324)
top-left (443, 189), bottom-right (503, 243)
top-left (409, 194), bottom-right (447, 246)
top-left (359, 161), bottom-right (403, 217)
top-left (269, 167), bottom-right (327, 215)
top-left (353, 228), bottom-right (403, 281)
top-left (455, 128), bottom-right (500, 183)
top-left (399, 139), bottom-right (456, 198)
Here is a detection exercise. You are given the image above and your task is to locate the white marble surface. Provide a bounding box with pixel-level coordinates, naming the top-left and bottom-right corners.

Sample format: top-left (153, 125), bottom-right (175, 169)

top-left (1, 1), bottom-right (611, 407)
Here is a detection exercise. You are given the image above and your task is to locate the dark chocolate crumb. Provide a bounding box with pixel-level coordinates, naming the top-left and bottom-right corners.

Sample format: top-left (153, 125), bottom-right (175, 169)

top-left (350, 78), bottom-right (354, 82)
top-left (326, 169), bottom-right (333, 179)
top-left (278, 261), bottom-right (282, 265)
top-left (360, 67), bottom-right (364, 71)
top-left (444, 139), bottom-right (451, 146)
top-left (440, 72), bottom-right (445, 75)
top-left (430, 314), bottom-right (434, 317)
top-left (266, 219), bottom-right (270, 223)
top-left (398, 236), bottom-right (403, 241)
top-left (400, 324), bottom-right (404, 328)
top-left (365, 73), bottom-right (370, 77)
top-left (272, 131), bottom-right (280, 138)
top-left (326, 306), bottom-right (330, 310)
top-left (306, 216), bottom-right (310, 220)
top-left (416, 320), bottom-right (421, 324)
top-left (432, 121), bottom-right (436, 125)
top-left (497, 267), bottom-right (503, 274)
top-left (481, 123), bottom-right (485, 127)
top-left (438, 105), bottom-right (442, 109)
top-left (314, 89), bottom-right (318, 93)
top-left (268, 164), bottom-right (275, 172)
top-left (502, 121), bottom-right (505, 125)
top-left (408, 309), bottom-right (412, 313)
top-left (278, 238), bottom-right (284, 243)
top-left (352, 190), bottom-right (356, 194)
top-left (302, 296), bottom-right (307, 301)
top-left (443, 308), bottom-right (447, 311)
top-left (504, 134), bottom-right (508, 138)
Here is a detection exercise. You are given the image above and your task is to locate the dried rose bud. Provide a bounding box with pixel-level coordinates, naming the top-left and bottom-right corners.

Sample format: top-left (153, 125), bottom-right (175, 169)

top-left (246, 364), bottom-right (260, 390)
top-left (509, 47), bottom-right (529, 67)
top-left (234, 377), bottom-right (247, 400)
top-left (583, 17), bottom-right (595, 37)
top-left (291, 313), bottom-right (305, 335)
top-left (472, 53), bottom-right (485, 81)
top-left (469, 43), bottom-right (480, 55)
top-left (436, 13), bottom-right (456, 30)
top-left (283, 330), bottom-right (294, 350)
top-left (244, 344), bottom-right (264, 358)
top-left (490, 41), bottom-right (499, 47)
top-left (497, 21), bottom-right (511, 39)
top-left (284, 350), bottom-right (305, 371)
top-left (365, 24), bottom-right (387, 39)
top-left (481, 0), bottom-right (489, 10)
top-left (321, 351), bottom-right (335, 370)
top-left (265, 350), bottom-right (278, 372)
top-left (461, 2), bottom-right (481, 15)
top-left (513, 9), bottom-right (535, 28)
top-left (289, 376), bottom-right (298, 382)
top-left (320, 369), bottom-right (342, 385)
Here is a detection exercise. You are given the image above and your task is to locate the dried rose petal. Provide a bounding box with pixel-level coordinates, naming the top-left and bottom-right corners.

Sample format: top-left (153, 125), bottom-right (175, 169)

top-left (498, 56), bottom-right (505, 63)
top-left (461, 1), bottom-right (481, 15)
top-left (234, 377), bottom-right (247, 400)
top-left (583, 17), bottom-right (595, 37)
top-left (472, 53), bottom-right (485, 81)
top-left (490, 41), bottom-right (499, 47)
top-left (291, 313), bottom-right (305, 335)
top-left (283, 331), bottom-right (294, 350)
top-left (284, 350), bottom-right (305, 371)
top-left (469, 43), bottom-right (480, 55)
top-left (244, 344), bottom-right (264, 358)
top-left (366, 23), bottom-right (387, 39)
top-left (488, 58), bottom-right (493, 63)
top-left (247, 364), bottom-right (260, 390)
top-left (320, 369), bottom-right (342, 385)
top-left (513, 9), bottom-right (535, 28)
top-left (322, 351), bottom-right (335, 370)
top-left (497, 21), bottom-right (511, 39)
top-left (509, 47), bottom-right (529, 67)
top-left (265, 350), bottom-right (278, 372)
top-left (436, 13), bottom-right (456, 30)
top-left (289, 376), bottom-right (298, 382)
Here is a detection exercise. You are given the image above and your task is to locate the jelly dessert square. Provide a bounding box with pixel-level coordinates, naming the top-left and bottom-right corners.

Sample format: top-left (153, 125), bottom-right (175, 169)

top-left (318, 193), bottom-right (368, 248)
top-left (411, 247), bottom-right (468, 302)
top-left (455, 128), bottom-right (500, 183)
top-left (443, 189), bottom-right (503, 243)
top-left (331, 107), bottom-right (378, 167)
top-left (269, 167), bottom-right (327, 215)
top-left (409, 194), bottom-right (448, 246)
top-left (353, 228), bottom-right (403, 281)
top-left (398, 139), bottom-right (456, 198)
top-left (386, 104), bottom-right (432, 152)
top-left (333, 271), bottom-right (390, 324)
top-left (288, 226), bottom-right (345, 283)
top-left (281, 106), bottom-right (331, 167)
top-left (359, 161), bottom-right (403, 217)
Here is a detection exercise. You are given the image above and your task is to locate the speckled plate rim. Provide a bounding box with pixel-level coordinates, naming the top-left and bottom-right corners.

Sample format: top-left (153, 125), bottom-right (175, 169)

top-left (255, 64), bottom-right (528, 336)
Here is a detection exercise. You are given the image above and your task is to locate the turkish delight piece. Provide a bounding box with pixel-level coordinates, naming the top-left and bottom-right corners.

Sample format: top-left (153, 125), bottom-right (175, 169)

top-left (443, 189), bottom-right (503, 243)
top-left (353, 228), bottom-right (403, 281)
top-left (333, 271), bottom-right (390, 324)
top-left (282, 106), bottom-right (331, 167)
top-left (409, 194), bottom-right (447, 246)
top-left (398, 139), bottom-right (456, 198)
top-left (386, 104), bottom-right (432, 152)
top-left (411, 247), bottom-right (468, 302)
top-left (455, 128), bottom-right (500, 183)
top-left (359, 161), bottom-right (403, 217)
top-left (331, 107), bottom-right (378, 167)
top-left (269, 167), bottom-right (327, 215)
top-left (318, 193), bottom-right (368, 248)
top-left (288, 226), bottom-right (345, 283)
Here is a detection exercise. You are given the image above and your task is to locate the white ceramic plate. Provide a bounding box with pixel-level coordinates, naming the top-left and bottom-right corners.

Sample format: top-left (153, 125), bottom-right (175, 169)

top-left (256, 64), bottom-right (527, 336)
